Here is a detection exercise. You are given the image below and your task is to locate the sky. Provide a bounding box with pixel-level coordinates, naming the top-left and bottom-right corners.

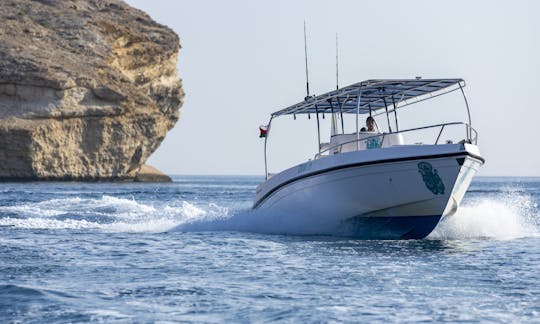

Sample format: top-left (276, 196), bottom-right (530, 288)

top-left (125, 0), bottom-right (540, 176)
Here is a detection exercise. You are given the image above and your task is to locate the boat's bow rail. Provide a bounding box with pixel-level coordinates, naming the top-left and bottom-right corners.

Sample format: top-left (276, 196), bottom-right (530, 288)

top-left (315, 122), bottom-right (478, 159)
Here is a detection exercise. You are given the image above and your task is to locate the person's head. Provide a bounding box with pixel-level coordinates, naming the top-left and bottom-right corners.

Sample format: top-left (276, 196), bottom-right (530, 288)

top-left (366, 116), bottom-right (375, 131)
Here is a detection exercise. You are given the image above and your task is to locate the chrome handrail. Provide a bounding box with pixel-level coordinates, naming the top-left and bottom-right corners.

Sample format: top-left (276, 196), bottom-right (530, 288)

top-left (315, 122), bottom-right (478, 159)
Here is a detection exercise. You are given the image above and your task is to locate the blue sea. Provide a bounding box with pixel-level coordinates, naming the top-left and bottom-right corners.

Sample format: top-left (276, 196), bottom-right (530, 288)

top-left (0, 176), bottom-right (539, 322)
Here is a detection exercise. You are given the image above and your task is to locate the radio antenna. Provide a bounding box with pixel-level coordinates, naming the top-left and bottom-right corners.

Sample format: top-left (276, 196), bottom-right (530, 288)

top-left (303, 21), bottom-right (310, 99)
top-left (335, 33), bottom-right (339, 90)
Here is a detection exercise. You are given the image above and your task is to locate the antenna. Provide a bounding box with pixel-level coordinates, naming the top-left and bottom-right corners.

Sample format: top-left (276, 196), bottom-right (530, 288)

top-left (335, 33), bottom-right (340, 90)
top-left (304, 21), bottom-right (310, 100)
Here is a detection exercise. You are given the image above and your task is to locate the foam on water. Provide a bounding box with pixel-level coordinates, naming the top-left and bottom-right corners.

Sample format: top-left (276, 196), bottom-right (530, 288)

top-left (1, 190), bottom-right (538, 240)
top-left (429, 193), bottom-right (539, 240)
top-left (172, 197), bottom-right (539, 241)
top-left (0, 195), bottom-right (229, 233)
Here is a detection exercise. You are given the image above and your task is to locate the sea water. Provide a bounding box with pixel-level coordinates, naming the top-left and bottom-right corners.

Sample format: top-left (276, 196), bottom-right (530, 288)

top-left (0, 176), bottom-right (538, 322)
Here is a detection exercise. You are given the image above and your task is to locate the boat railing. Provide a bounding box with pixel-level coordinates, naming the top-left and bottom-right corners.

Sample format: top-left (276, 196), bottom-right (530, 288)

top-left (315, 122), bottom-right (478, 159)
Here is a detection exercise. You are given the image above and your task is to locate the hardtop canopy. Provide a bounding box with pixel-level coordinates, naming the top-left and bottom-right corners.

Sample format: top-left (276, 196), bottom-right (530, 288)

top-left (271, 78), bottom-right (465, 117)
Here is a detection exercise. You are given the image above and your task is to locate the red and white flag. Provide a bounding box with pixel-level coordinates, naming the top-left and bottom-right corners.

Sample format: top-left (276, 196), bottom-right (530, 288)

top-left (259, 125), bottom-right (268, 138)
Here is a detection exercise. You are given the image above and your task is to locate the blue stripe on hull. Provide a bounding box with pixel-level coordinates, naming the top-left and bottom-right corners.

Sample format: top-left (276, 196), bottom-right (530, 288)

top-left (343, 215), bottom-right (442, 240)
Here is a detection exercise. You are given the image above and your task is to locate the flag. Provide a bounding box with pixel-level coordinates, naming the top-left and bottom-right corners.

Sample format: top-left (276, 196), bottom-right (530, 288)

top-left (259, 125), bottom-right (268, 138)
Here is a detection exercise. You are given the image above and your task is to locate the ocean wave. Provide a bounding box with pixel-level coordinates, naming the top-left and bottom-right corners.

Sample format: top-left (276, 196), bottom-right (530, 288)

top-left (1, 191), bottom-right (537, 240)
top-left (0, 284), bottom-right (46, 297)
top-left (0, 195), bottom-right (229, 233)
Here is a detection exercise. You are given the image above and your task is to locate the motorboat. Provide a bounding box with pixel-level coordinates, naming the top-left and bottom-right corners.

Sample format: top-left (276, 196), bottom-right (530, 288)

top-left (253, 78), bottom-right (484, 239)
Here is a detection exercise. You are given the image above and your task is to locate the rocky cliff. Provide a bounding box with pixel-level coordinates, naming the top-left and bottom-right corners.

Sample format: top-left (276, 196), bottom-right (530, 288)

top-left (0, 0), bottom-right (183, 180)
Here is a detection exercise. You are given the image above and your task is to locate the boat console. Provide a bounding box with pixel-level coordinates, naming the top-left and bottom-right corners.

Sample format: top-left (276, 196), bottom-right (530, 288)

top-left (328, 132), bottom-right (404, 154)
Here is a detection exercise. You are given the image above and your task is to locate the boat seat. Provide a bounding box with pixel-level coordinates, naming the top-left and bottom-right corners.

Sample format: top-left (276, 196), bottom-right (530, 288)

top-left (382, 133), bottom-right (404, 147)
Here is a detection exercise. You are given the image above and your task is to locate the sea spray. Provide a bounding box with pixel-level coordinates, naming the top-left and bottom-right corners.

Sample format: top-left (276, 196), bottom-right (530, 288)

top-left (1, 185), bottom-right (538, 239)
top-left (173, 208), bottom-right (329, 235)
top-left (0, 196), bottom-right (229, 233)
top-left (176, 195), bottom-right (539, 239)
top-left (429, 192), bottom-right (539, 240)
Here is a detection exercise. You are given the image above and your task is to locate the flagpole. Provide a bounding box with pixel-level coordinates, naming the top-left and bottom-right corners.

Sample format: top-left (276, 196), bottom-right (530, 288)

top-left (264, 117), bottom-right (273, 180)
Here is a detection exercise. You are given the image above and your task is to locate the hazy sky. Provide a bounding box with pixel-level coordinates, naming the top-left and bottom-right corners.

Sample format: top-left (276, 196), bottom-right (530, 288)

top-left (126, 0), bottom-right (539, 176)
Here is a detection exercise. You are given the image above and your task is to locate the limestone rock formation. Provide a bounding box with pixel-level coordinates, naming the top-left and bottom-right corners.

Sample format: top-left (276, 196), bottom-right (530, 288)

top-left (0, 0), bottom-right (183, 180)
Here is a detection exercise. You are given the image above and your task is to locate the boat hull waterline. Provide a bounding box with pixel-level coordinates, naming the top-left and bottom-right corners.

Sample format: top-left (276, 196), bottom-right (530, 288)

top-left (253, 144), bottom-right (483, 239)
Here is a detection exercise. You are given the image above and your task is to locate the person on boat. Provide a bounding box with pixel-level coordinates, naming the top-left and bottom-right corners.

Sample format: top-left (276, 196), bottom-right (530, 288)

top-left (366, 116), bottom-right (377, 132)
top-left (364, 116), bottom-right (382, 148)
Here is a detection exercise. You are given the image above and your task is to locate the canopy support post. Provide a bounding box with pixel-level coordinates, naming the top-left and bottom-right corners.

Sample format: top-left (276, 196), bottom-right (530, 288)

top-left (459, 82), bottom-right (472, 141)
top-left (264, 116), bottom-right (273, 180)
top-left (315, 105), bottom-right (321, 153)
top-left (337, 96), bottom-right (345, 134)
top-left (383, 97), bottom-right (392, 133)
top-left (329, 99), bottom-right (336, 136)
top-left (391, 96), bottom-right (399, 131)
top-left (355, 86), bottom-right (363, 150)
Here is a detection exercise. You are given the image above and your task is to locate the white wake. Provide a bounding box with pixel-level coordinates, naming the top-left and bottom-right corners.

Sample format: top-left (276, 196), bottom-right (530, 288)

top-left (0, 195), bottom-right (228, 233)
top-left (1, 192), bottom-right (538, 240)
top-left (429, 193), bottom-right (539, 240)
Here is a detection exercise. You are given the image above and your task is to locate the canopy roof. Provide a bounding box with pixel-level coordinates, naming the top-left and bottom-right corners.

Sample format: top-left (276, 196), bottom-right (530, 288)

top-left (271, 78), bottom-right (465, 117)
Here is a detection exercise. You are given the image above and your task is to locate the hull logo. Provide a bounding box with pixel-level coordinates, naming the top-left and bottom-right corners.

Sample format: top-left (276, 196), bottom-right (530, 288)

top-left (418, 162), bottom-right (445, 195)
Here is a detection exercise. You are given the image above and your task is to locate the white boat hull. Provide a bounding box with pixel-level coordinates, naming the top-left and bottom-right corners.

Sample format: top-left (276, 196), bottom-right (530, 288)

top-left (253, 143), bottom-right (483, 239)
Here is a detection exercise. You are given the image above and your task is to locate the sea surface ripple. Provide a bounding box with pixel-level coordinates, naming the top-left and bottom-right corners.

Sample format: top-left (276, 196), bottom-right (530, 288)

top-left (0, 176), bottom-right (539, 322)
